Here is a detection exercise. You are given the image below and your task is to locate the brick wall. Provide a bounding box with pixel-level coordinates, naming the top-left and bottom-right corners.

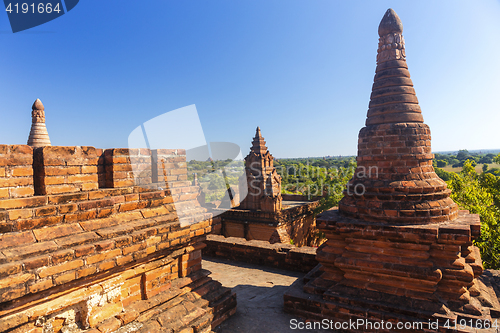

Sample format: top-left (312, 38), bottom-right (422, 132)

top-left (0, 145), bottom-right (34, 199)
top-left (0, 145), bottom-right (237, 332)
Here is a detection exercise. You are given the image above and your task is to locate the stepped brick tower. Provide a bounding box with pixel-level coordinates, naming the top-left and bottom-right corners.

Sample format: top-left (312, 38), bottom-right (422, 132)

top-left (27, 98), bottom-right (51, 147)
top-left (284, 9), bottom-right (500, 331)
top-left (239, 127), bottom-right (282, 212)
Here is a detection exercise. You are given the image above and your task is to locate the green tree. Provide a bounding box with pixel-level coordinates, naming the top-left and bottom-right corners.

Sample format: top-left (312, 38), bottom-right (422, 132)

top-left (456, 149), bottom-right (471, 161)
top-left (436, 160), bottom-right (447, 168)
top-left (314, 159), bottom-right (357, 213)
top-left (446, 160), bottom-right (500, 269)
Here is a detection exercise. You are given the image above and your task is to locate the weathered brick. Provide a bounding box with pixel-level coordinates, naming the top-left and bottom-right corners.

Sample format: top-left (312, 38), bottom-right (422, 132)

top-left (9, 187), bottom-right (35, 198)
top-left (33, 223), bottom-right (83, 241)
top-left (67, 174), bottom-right (98, 183)
top-left (96, 317), bottom-right (122, 333)
top-left (0, 273), bottom-right (34, 289)
top-left (74, 244), bottom-right (96, 257)
top-left (95, 240), bottom-right (115, 252)
top-left (38, 259), bottom-right (84, 278)
top-left (51, 249), bottom-right (75, 264)
top-left (116, 309), bottom-right (139, 325)
top-left (23, 256), bottom-right (50, 270)
top-left (118, 202), bottom-right (139, 212)
top-left (28, 278), bottom-right (53, 294)
top-left (89, 302), bottom-right (123, 327)
top-left (54, 271), bottom-right (76, 285)
top-left (64, 210), bottom-right (97, 223)
top-left (48, 192), bottom-right (87, 204)
top-left (44, 176), bottom-right (66, 185)
top-left (82, 165), bottom-right (98, 174)
top-left (0, 231), bottom-right (36, 250)
top-left (0, 196), bottom-right (45, 210)
top-left (8, 209), bottom-right (33, 220)
top-left (116, 255), bottom-right (134, 266)
top-left (0, 283), bottom-right (27, 303)
top-left (59, 203), bottom-right (78, 214)
top-left (77, 266), bottom-right (97, 278)
top-left (0, 178), bottom-right (32, 187)
top-left (2, 241), bottom-right (58, 259)
top-left (0, 262), bottom-right (22, 278)
top-left (86, 249), bottom-right (122, 265)
top-left (97, 261), bottom-right (115, 271)
top-left (122, 243), bottom-right (145, 256)
top-left (14, 215), bottom-right (63, 231)
top-left (44, 166), bottom-right (80, 176)
top-left (54, 232), bottom-right (99, 247)
top-left (45, 184), bottom-right (80, 195)
top-left (34, 206), bottom-right (57, 217)
top-left (80, 211), bottom-right (143, 231)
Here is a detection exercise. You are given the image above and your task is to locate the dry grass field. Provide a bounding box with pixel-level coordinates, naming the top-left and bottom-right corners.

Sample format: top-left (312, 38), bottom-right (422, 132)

top-left (441, 162), bottom-right (500, 174)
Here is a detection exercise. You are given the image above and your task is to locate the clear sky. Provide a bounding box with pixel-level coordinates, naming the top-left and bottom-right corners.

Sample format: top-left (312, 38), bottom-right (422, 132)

top-left (1, 0), bottom-right (499, 158)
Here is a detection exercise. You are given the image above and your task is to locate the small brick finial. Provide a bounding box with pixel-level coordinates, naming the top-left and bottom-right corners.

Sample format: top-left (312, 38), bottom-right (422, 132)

top-left (27, 98), bottom-right (51, 147)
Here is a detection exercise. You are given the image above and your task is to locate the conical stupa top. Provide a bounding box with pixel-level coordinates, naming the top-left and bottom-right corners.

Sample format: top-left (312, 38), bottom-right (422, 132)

top-left (27, 98), bottom-right (51, 147)
top-left (32, 98), bottom-right (44, 111)
top-left (251, 126), bottom-right (268, 154)
top-left (366, 8), bottom-right (423, 126)
top-left (378, 8), bottom-right (403, 36)
top-left (337, 9), bottom-right (458, 224)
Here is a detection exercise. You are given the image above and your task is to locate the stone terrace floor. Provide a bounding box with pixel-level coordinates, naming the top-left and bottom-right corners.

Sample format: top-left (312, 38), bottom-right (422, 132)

top-left (203, 257), bottom-right (327, 333)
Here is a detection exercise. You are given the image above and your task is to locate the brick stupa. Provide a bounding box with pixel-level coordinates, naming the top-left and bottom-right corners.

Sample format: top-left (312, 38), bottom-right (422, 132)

top-left (284, 9), bottom-right (500, 331)
top-left (27, 98), bottom-right (51, 147)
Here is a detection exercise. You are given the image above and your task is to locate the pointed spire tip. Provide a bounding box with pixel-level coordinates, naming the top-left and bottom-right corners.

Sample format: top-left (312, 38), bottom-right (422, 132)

top-left (32, 98), bottom-right (44, 110)
top-left (378, 8), bottom-right (403, 37)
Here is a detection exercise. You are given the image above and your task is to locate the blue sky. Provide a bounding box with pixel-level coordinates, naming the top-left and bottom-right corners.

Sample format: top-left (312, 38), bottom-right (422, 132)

top-left (1, 0), bottom-right (499, 158)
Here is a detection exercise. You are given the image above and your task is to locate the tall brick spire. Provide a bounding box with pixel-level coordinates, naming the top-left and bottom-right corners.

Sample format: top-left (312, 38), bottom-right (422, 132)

top-left (27, 99), bottom-right (51, 147)
top-left (338, 8), bottom-right (458, 224)
top-left (367, 8), bottom-right (423, 126)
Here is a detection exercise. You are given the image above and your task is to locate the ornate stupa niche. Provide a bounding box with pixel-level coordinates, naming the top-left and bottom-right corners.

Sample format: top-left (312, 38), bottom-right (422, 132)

top-left (238, 127), bottom-right (282, 213)
top-left (284, 9), bottom-right (500, 330)
top-left (27, 98), bottom-right (51, 147)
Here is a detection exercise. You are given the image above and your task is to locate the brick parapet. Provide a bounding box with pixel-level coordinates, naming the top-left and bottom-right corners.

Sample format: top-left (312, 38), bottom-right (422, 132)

top-left (34, 146), bottom-right (100, 195)
top-left (0, 145), bottom-right (34, 200)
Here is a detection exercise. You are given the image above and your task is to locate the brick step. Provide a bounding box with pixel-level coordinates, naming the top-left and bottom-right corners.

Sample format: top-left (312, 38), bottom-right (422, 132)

top-left (210, 296), bottom-right (237, 330)
top-left (202, 285), bottom-right (232, 307)
top-left (323, 287), bottom-right (443, 322)
top-left (210, 291), bottom-right (236, 322)
top-left (187, 278), bottom-right (236, 331)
